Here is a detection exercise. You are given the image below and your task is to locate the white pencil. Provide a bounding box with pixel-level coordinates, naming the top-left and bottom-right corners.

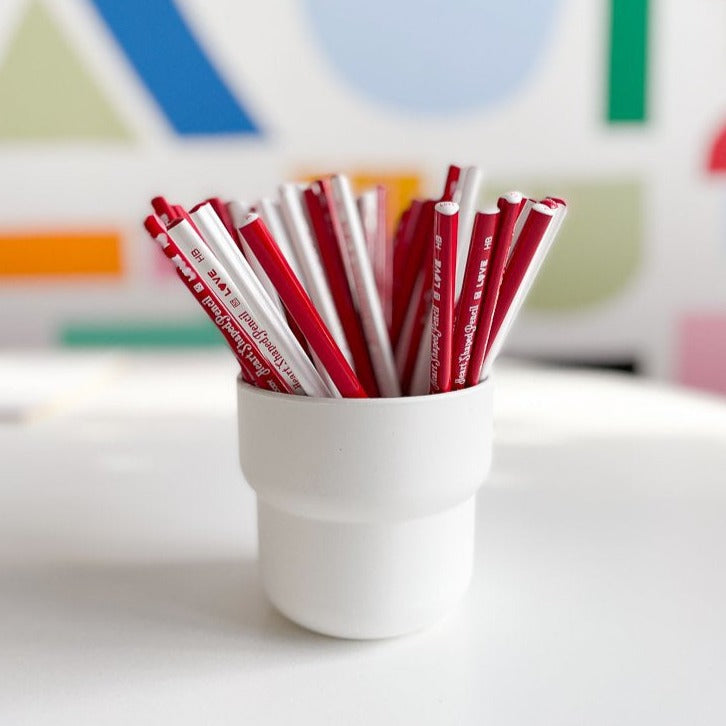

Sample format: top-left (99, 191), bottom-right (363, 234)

top-left (454, 166), bottom-right (483, 299)
top-left (358, 186), bottom-right (391, 326)
top-left (357, 188), bottom-right (379, 267)
top-left (256, 197), bottom-right (306, 290)
top-left (278, 182), bottom-right (353, 367)
top-left (227, 199), bottom-right (251, 234)
top-left (328, 174), bottom-right (401, 397)
top-left (189, 204), bottom-right (332, 397)
top-left (508, 197), bottom-right (535, 259)
top-left (227, 200), bottom-right (286, 318)
top-left (228, 199), bottom-right (286, 317)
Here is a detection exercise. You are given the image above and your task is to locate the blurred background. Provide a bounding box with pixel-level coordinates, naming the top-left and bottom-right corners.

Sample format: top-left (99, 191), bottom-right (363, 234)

top-left (0, 0), bottom-right (724, 394)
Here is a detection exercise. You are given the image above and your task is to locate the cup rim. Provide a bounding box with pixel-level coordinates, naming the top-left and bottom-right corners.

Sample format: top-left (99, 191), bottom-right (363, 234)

top-left (237, 375), bottom-right (492, 407)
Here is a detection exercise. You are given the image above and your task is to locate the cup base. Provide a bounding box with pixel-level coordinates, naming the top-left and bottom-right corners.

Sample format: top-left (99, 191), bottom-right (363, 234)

top-left (257, 496), bottom-right (476, 640)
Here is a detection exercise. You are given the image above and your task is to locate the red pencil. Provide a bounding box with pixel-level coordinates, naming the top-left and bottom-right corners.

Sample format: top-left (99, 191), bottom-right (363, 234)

top-left (484, 202), bottom-right (556, 359)
top-left (303, 182), bottom-right (380, 396)
top-left (392, 204), bottom-right (412, 284)
top-left (392, 165), bottom-right (466, 383)
top-left (390, 164), bottom-right (457, 347)
top-left (481, 201), bottom-right (565, 378)
top-left (199, 198), bottom-right (311, 356)
top-left (143, 215), bottom-right (292, 393)
top-left (239, 213), bottom-right (367, 399)
top-left (465, 191), bottom-right (522, 387)
top-left (391, 200), bottom-right (435, 346)
top-left (430, 201), bottom-right (458, 394)
top-left (441, 164), bottom-right (462, 202)
top-left (151, 196), bottom-right (176, 226)
top-left (451, 208), bottom-right (499, 390)
top-left (391, 200), bottom-right (424, 342)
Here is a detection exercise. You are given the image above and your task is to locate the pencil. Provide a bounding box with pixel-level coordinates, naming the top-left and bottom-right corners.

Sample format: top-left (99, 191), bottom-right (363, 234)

top-left (451, 208), bottom-right (499, 389)
top-left (430, 201), bottom-right (458, 394)
top-left (239, 212), bottom-right (368, 399)
top-left (465, 191), bottom-right (522, 386)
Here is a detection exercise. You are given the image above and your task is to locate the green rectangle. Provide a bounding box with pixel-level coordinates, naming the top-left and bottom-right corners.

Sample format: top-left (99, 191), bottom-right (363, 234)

top-left (60, 321), bottom-right (224, 348)
top-left (607, 0), bottom-right (649, 122)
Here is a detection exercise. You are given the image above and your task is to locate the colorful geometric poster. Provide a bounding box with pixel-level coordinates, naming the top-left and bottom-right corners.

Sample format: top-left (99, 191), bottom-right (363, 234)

top-left (0, 0), bottom-right (722, 397)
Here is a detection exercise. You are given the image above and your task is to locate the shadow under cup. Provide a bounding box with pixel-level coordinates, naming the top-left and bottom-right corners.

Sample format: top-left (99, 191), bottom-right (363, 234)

top-left (237, 378), bottom-right (493, 639)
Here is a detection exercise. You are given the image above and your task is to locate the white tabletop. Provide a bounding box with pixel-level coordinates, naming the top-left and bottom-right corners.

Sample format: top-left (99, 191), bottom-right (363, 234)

top-left (2, 353), bottom-right (726, 725)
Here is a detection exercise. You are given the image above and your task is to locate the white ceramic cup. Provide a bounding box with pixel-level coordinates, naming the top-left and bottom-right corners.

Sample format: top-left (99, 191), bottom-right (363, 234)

top-left (237, 378), bottom-right (493, 639)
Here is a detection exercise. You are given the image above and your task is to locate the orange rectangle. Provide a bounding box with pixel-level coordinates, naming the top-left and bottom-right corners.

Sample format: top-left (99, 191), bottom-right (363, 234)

top-left (0, 230), bottom-right (122, 278)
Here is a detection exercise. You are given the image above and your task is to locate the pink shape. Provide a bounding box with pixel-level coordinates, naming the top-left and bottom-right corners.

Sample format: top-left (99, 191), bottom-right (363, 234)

top-left (707, 125), bottom-right (726, 172)
top-left (677, 314), bottom-right (726, 395)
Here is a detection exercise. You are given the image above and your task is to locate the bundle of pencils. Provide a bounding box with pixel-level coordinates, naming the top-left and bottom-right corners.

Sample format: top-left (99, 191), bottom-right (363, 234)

top-left (143, 165), bottom-right (567, 398)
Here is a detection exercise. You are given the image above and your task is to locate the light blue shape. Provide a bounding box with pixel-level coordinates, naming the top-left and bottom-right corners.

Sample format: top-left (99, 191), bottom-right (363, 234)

top-left (303, 0), bottom-right (560, 114)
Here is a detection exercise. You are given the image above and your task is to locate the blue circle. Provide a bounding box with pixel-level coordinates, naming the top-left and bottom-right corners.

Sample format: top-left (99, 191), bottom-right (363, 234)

top-left (303, 0), bottom-right (560, 114)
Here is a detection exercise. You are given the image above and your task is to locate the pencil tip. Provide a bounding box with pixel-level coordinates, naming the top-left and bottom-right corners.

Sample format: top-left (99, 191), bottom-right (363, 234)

top-left (479, 205), bottom-right (500, 216)
top-left (434, 201), bottom-right (459, 216)
top-left (531, 202), bottom-right (557, 216)
top-left (501, 190), bottom-right (523, 204)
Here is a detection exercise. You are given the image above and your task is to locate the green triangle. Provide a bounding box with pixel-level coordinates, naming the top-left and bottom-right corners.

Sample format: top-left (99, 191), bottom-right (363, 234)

top-left (0, 1), bottom-right (132, 140)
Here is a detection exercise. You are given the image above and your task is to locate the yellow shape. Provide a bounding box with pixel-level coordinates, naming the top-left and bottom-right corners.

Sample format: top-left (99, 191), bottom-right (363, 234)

top-left (297, 169), bottom-right (422, 235)
top-left (350, 172), bottom-right (421, 236)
